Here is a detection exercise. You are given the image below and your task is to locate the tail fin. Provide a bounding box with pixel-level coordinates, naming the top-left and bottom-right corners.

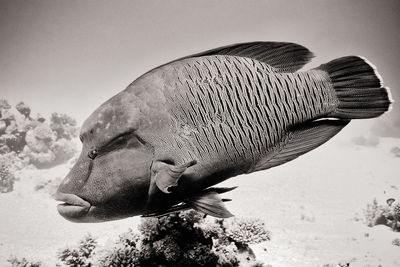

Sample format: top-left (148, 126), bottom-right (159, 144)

top-left (317, 56), bottom-right (392, 119)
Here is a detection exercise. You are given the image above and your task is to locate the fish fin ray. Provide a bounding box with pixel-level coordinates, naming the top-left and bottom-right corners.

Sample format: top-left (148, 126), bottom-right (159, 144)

top-left (317, 56), bottom-right (392, 119)
top-left (185, 191), bottom-right (234, 218)
top-left (183, 41), bottom-right (314, 72)
top-left (201, 186), bottom-right (238, 194)
top-left (142, 203), bottom-right (191, 218)
top-left (253, 119), bottom-right (349, 171)
top-left (152, 160), bottom-right (197, 194)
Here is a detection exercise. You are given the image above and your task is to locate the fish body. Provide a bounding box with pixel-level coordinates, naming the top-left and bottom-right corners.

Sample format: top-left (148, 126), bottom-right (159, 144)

top-left (55, 42), bottom-right (391, 222)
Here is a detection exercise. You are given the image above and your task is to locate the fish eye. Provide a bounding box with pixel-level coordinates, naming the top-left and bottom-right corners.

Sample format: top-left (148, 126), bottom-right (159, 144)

top-left (88, 149), bottom-right (98, 159)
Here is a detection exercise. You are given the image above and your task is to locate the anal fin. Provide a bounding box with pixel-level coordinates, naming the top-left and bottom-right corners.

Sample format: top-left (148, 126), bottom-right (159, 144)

top-left (253, 119), bottom-right (350, 172)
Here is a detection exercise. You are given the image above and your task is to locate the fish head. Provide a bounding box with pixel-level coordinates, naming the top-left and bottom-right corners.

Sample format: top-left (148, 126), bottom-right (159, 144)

top-left (55, 89), bottom-right (159, 222)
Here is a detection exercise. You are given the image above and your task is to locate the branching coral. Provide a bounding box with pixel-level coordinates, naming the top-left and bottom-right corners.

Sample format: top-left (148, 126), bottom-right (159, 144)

top-left (363, 198), bottom-right (400, 231)
top-left (363, 198), bottom-right (388, 227)
top-left (7, 256), bottom-right (42, 267)
top-left (92, 211), bottom-right (271, 267)
top-left (223, 217), bottom-right (271, 245)
top-left (212, 240), bottom-right (240, 267)
top-left (58, 234), bottom-right (97, 267)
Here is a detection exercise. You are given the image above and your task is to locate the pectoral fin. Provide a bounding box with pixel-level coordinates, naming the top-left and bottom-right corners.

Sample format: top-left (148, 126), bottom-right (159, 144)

top-left (144, 186), bottom-right (236, 218)
top-left (185, 190), bottom-right (234, 218)
top-left (152, 160), bottom-right (197, 194)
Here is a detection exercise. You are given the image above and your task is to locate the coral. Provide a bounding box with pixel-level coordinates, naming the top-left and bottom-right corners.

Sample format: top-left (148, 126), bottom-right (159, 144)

top-left (393, 202), bottom-right (400, 219)
top-left (0, 99), bottom-right (78, 170)
top-left (363, 198), bottom-right (400, 231)
top-left (197, 219), bottom-right (224, 240)
top-left (22, 145), bottom-right (56, 169)
top-left (58, 234), bottom-right (97, 267)
top-left (182, 243), bottom-right (219, 267)
top-left (0, 120), bottom-right (6, 133)
top-left (0, 98), bottom-right (11, 110)
top-left (24, 211), bottom-right (271, 266)
top-left (51, 138), bottom-right (78, 164)
top-left (16, 102), bottom-right (31, 118)
top-left (389, 202), bottom-right (400, 231)
top-left (0, 132), bottom-right (26, 153)
top-left (0, 152), bottom-right (28, 172)
top-left (96, 242), bottom-right (140, 267)
top-left (0, 144), bottom-right (10, 154)
top-left (23, 123), bottom-right (77, 168)
top-left (7, 256), bottom-right (42, 267)
top-left (1, 108), bottom-right (16, 126)
top-left (363, 198), bottom-right (387, 227)
top-left (179, 208), bottom-right (205, 224)
top-left (152, 235), bottom-right (182, 262)
top-left (138, 217), bottom-right (161, 242)
top-left (212, 240), bottom-right (239, 267)
top-left (0, 162), bottom-right (14, 193)
top-left (50, 112), bottom-right (78, 140)
top-left (25, 124), bottom-right (55, 153)
top-left (224, 217), bottom-right (271, 245)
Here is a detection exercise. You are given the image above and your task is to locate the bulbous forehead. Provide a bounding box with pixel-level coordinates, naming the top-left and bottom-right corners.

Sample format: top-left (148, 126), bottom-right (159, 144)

top-left (79, 74), bottom-right (171, 148)
top-left (80, 90), bottom-right (143, 146)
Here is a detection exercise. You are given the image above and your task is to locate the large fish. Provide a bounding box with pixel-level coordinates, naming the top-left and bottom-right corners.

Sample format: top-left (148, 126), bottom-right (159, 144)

top-left (55, 42), bottom-right (391, 222)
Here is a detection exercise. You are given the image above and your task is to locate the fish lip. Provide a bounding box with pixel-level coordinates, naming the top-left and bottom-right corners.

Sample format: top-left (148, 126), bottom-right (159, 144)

top-left (55, 192), bottom-right (92, 220)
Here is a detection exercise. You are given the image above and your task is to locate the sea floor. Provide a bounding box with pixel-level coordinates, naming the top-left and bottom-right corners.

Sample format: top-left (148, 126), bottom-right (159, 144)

top-left (0, 137), bottom-right (399, 266)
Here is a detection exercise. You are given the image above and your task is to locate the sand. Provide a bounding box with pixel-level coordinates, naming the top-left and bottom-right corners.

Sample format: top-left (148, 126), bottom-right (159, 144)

top-left (1, 134), bottom-right (399, 266)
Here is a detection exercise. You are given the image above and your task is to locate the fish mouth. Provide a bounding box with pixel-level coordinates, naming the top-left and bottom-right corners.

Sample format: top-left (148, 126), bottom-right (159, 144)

top-left (55, 192), bottom-right (91, 221)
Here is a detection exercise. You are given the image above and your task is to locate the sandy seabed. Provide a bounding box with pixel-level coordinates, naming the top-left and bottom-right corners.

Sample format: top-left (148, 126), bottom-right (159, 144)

top-left (0, 137), bottom-right (399, 266)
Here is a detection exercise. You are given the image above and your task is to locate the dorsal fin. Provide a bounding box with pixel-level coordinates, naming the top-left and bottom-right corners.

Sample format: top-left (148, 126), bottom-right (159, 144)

top-left (253, 119), bottom-right (350, 171)
top-left (181, 41), bottom-right (314, 72)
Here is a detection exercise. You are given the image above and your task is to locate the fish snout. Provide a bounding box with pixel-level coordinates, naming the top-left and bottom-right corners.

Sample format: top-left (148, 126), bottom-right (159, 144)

top-left (55, 191), bottom-right (91, 221)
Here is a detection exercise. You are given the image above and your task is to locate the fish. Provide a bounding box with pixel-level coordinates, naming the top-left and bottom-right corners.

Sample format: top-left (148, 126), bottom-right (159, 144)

top-left (55, 41), bottom-right (392, 222)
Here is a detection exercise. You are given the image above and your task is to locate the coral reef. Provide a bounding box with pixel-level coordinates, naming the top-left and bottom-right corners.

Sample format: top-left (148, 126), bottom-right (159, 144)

top-left (58, 234), bottom-right (97, 267)
top-left (53, 211), bottom-right (271, 266)
top-left (0, 99), bottom-right (11, 110)
top-left (50, 113), bottom-right (78, 141)
top-left (15, 102), bottom-right (31, 118)
top-left (0, 99), bottom-right (78, 176)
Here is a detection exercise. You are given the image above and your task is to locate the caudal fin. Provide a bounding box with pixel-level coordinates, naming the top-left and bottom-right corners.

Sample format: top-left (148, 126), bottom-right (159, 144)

top-left (318, 56), bottom-right (392, 119)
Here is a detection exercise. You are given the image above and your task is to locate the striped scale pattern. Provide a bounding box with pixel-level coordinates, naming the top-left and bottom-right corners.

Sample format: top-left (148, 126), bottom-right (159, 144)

top-left (163, 55), bottom-right (337, 170)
